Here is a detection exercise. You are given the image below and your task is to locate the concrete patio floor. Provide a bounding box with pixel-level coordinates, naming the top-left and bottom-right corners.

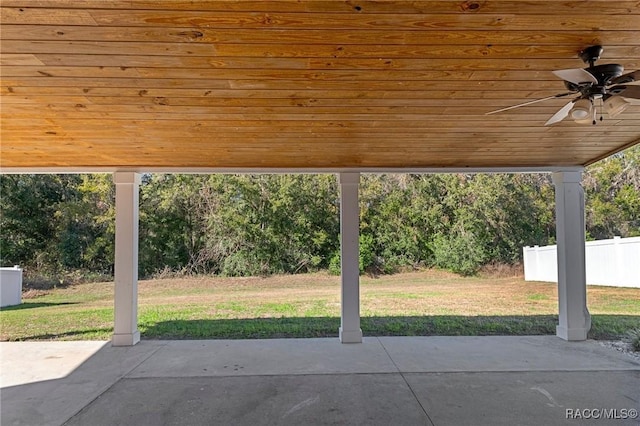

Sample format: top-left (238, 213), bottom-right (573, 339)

top-left (1, 336), bottom-right (639, 426)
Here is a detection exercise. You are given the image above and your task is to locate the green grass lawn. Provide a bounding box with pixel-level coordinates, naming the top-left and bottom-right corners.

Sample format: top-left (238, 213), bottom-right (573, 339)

top-left (1, 270), bottom-right (638, 341)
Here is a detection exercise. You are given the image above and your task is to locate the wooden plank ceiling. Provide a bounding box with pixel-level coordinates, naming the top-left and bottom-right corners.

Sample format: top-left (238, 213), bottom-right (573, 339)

top-left (1, 0), bottom-right (639, 170)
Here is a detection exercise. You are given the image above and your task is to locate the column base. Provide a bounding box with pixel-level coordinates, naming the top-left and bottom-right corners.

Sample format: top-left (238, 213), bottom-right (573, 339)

top-left (112, 331), bottom-right (141, 346)
top-left (339, 328), bottom-right (363, 343)
top-left (556, 325), bottom-right (589, 341)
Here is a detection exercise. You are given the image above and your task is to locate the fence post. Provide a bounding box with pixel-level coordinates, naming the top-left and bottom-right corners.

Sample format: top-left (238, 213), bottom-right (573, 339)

top-left (613, 236), bottom-right (622, 286)
top-left (533, 245), bottom-right (540, 281)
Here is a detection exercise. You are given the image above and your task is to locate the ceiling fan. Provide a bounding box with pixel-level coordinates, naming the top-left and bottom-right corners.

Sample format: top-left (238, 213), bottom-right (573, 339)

top-left (486, 45), bottom-right (640, 125)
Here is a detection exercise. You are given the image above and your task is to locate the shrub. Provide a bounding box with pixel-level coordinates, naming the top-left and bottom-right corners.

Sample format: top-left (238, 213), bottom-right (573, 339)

top-left (328, 252), bottom-right (341, 276)
top-left (432, 231), bottom-right (486, 276)
top-left (628, 328), bottom-right (640, 352)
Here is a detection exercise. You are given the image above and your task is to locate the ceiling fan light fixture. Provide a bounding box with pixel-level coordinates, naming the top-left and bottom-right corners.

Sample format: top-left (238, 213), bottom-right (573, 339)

top-left (604, 95), bottom-right (630, 117)
top-left (574, 108), bottom-right (596, 125)
top-left (570, 98), bottom-right (593, 120)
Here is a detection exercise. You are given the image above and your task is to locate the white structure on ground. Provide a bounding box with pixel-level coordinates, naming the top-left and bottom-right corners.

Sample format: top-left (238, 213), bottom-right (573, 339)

top-left (111, 169), bottom-right (592, 346)
top-left (552, 172), bottom-right (590, 341)
top-left (112, 173), bottom-right (141, 346)
top-left (0, 266), bottom-right (23, 307)
top-left (524, 236), bottom-right (640, 288)
top-left (339, 173), bottom-right (363, 343)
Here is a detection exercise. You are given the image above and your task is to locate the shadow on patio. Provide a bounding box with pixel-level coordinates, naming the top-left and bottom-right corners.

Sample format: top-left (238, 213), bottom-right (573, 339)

top-left (138, 314), bottom-right (639, 341)
top-left (2, 335), bottom-right (639, 426)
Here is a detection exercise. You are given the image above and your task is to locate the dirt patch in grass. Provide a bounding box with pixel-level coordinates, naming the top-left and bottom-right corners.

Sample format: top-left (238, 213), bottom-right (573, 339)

top-left (478, 262), bottom-right (524, 278)
top-left (22, 289), bottom-right (49, 299)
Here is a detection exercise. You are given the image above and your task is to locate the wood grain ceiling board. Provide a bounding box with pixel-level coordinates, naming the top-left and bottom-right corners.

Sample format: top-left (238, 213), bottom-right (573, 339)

top-left (1, 0), bottom-right (639, 170)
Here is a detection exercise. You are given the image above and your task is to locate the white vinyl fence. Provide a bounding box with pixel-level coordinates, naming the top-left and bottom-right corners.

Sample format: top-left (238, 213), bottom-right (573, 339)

top-left (0, 266), bottom-right (22, 307)
top-left (523, 236), bottom-right (640, 288)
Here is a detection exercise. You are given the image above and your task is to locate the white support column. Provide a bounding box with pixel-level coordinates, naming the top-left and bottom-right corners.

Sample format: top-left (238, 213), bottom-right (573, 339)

top-left (338, 172), bottom-right (363, 343)
top-left (552, 171), bottom-right (591, 341)
top-left (112, 172), bottom-right (141, 346)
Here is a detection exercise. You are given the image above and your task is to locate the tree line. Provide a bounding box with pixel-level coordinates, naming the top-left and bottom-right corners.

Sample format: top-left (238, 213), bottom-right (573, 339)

top-left (1, 146), bottom-right (638, 283)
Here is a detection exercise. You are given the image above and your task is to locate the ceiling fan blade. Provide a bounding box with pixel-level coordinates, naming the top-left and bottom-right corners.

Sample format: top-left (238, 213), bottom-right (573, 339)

top-left (611, 84), bottom-right (640, 100)
top-left (544, 101), bottom-right (576, 126)
top-left (610, 70), bottom-right (640, 85)
top-left (485, 92), bottom-right (574, 115)
top-left (552, 68), bottom-right (598, 85)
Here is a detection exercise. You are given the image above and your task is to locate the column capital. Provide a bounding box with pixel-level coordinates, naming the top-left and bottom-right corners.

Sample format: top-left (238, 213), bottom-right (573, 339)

top-left (338, 172), bottom-right (360, 185)
top-left (113, 172), bottom-right (141, 185)
top-left (552, 170), bottom-right (583, 185)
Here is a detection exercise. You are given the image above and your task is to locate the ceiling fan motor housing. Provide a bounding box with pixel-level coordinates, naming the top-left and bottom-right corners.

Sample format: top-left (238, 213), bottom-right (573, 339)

top-left (586, 64), bottom-right (624, 85)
